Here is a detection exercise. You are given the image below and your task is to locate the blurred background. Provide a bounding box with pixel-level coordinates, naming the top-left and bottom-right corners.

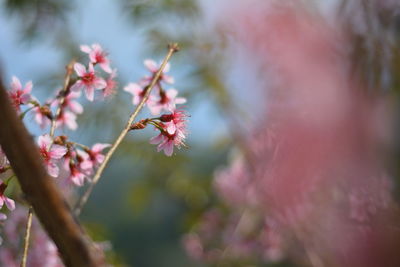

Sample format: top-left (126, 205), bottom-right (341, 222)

top-left (1, 0), bottom-right (400, 266)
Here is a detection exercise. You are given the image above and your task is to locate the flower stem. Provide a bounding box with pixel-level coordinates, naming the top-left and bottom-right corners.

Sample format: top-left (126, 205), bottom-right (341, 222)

top-left (20, 207), bottom-right (33, 267)
top-left (49, 60), bottom-right (76, 138)
top-left (74, 43), bottom-right (180, 216)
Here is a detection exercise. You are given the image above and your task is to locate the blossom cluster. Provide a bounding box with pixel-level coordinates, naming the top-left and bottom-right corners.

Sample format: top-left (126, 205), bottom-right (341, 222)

top-left (0, 42), bottom-right (188, 264)
top-left (124, 59), bottom-right (188, 156)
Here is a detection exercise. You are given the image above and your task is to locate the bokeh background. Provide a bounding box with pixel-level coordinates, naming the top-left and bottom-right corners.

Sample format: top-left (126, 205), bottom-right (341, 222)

top-left (1, 0), bottom-right (400, 266)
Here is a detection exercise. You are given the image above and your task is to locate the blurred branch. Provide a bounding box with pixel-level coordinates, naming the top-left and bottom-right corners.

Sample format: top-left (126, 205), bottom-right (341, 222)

top-left (0, 73), bottom-right (103, 266)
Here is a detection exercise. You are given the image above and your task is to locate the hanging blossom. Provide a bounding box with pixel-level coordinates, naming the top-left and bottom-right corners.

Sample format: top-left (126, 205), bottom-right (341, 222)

top-left (80, 43), bottom-right (112, 73)
top-left (52, 90), bottom-right (83, 115)
top-left (37, 134), bottom-right (67, 177)
top-left (148, 88), bottom-right (186, 115)
top-left (62, 149), bottom-right (92, 187)
top-left (149, 110), bottom-right (188, 156)
top-left (33, 105), bottom-right (52, 129)
top-left (8, 76), bottom-right (32, 111)
top-left (143, 59), bottom-right (174, 84)
top-left (124, 83), bottom-right (148, 105)
top-left (55, 110), bottom-right (78, 131)
top-left (84, 144), bottom-right (111, 167)
top-left (70, 63), bottom-right (106, 101)
top-left (102, 69), bottom-right (118, 98)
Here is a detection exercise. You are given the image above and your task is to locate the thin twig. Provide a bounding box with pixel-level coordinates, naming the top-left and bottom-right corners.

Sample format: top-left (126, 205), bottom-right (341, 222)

top-left (20, 207), bottom-right (33, 267)
top-left (74, 43), bottom-right (180, 216)
top-left (50, 60), bottom-right (75, 137)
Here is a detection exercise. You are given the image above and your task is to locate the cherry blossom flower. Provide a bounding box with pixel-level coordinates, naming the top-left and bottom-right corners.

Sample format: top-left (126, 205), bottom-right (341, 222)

top-left (33, 106), bottom-right (52, 129)
top-left (144, 59), bottom-right (174, 84)
top-left (70, 63), bottom-right (106, 101)
top-left (37, 134), bottom-right (67, 177)
top-left (56, 110), bottom-right (78, 130)
top-left (67, 163), bottom-right (87, 187)
top-left (8, 76), bottom-right (32, 111)
top-left (160, 108), bottom-right (188, 135)
top-left (52, 90), bottom-right (83, 114)
top-left (84, 144), bottom-right (110, 166)
top-left (124, 83), bottom-right (147, 105)
top-left (148, 88), bottom-right (186, 115)
top-left (150, 123), bottom-right (187, 156)
top-left (102, 69), bottom-right (118, 98)
top-left (80, 43), bottom-right (112, 73)
top-left (0, 182), bottom-right (15, 211)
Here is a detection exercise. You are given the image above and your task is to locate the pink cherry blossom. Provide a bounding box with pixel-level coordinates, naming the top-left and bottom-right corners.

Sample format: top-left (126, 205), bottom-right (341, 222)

top-left (124, 83), bottom-right (149, 105)
top-left (160, 108), bottom-right (188, 135)
top-left (102, 69), bottom-right (118, 98)
top-left (38, 134), bottom-right (67, 177)
top-left (85, 143), bottom-right (110, 166)
top-left (33, 106), bottom-right (52, 129)
top-left (80, 43), bottom-right (112, 73)
top-left (144, 59), bottom-right (174, 84)
top-left (0, 182), bottom-right (15, 211)
top-left (8, 76), bottom-right (32, 111)
top-left (150, 123), bottom-right (186, 156)
top-left (56, 110), bottom-right (78, 130)
top-left (70, 63), bottom-right (106, 101)
top-left (52, 90), bottom-right (83, 114)
top-left (148, 88), bottom-right (186, 115)
top-left (67, 163), bottom-right (87, 187)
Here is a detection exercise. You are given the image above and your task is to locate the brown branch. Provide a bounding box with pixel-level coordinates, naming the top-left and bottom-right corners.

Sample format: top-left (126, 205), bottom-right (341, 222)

top-left (0, 75), bottom-right (103, 266)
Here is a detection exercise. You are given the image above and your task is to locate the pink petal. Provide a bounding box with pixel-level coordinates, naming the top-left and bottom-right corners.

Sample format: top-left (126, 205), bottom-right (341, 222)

top-left (92, 143), bottom-right (111, 153)
top-left (4, 197), bottom-right (15, 211)
top-left (166, 88), bottom-right (178, 98)
top-left (148, 103), bottom-right (163, 115)
top-left (175, 97), bottom-right (187, 104)
top-left (80, 45), bottom-right (92, 53)
top-left (100, 62), bottom-right (112, 74)
top-left (0, 197), bottom-right (4, 208)
top-left (0, 213), bottom-right (7, 220)
top-left (85, 86), bottom-right (95, 101)
top-left (124, 83), bottom-right (142, 95)
top-left (164, 142), bottom-right (174, 156)
top-left (50, 145), bottom-right (67, 159)
top-left (95, 154), bottom-right (105, 164)
top-left (38, 134), bottom-right (52, 150)
top-left (144, 59), bottom-right (158, 72)
top-left (89, 51), bottom-right (97, 64)
top-left (64, 112), bottom-right (78, 130)
top-left (92, 43), bottom-right (102, 52)
top-left (163, 74), bottom-right (174, 84)
top-left (150, 134), bottom-right (164, 145)
top-left (167, 122), bottom-right (176, 135)
top-left (88, 63), bottom-right (95, 73)
top-left (94, 78), bottom-right (107, 90)
top-left (70, 80), bottom-right (84, 92)
top-left (47, 162), bottom-right (59, 177)
top-left (74, 63), bottom-right (86, 77)
top-left (24, 81), bottom-right (33, 93)
top-left (69, 101), bottom-right (83, 114)
top-left (72, 173), bottom-right (85, 186)
top-left (80, 160), bottom-right (93, 170)
top-left (11, 76), bottom-right (21, 91)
